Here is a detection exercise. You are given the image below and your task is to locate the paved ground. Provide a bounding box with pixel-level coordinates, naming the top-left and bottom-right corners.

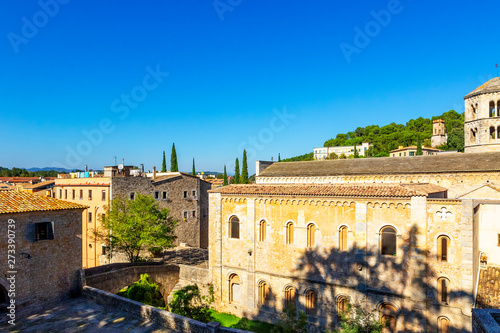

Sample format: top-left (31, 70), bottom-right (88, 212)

top-left (0, 297), bottom-right (177, 332)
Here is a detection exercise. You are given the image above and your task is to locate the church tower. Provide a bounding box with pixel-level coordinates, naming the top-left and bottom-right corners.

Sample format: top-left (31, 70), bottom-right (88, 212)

top-left (431, 119), bottom-right (447, 147)
top-left (464, 77), bottom-right (500, 153)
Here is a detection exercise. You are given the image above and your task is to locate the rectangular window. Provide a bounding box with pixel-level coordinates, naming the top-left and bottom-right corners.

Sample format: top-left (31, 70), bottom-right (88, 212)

top-left (35, 222), bottom-right (54, 241)
top-left (88, 190), bottom-right (92, 200)
top-left (184, 191), bottom-right (188, 198)
top-left (59, 189), bottom-right (62, 198)
top-left (102, 190), bottom-right (106, 201)
top-left (192, 190), bottom-right (196, 196)
top-left (129, 192), bottom-right (135, 200)
top-left (101, 244), bottom-right (107, 255)
top-left (88, 212), bottom-right (92, 223)
top-left (79, 190), bottom-right (83, 200)
top-left (498, 234), bottom-right (500, 246)
top-left (64, 189), bottom-right (67, 199)
top-left (154, 191), bottom-right (160, 200)
top-left (162, 191), bottom-right (167, 200)
top-left (183, 211), bottom-right (188, 219)
top-left (192, 210), bottom-right (196, 217)
top-left (72, 189), bottom-right (75, 200)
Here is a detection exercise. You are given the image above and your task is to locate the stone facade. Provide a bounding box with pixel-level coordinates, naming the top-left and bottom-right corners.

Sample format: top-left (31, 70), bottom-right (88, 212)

top-left (432, 119), bottom-right (448, 148)
top-left (111, 173), bottom-right (211, 249)
top-left (209, 188), bottom-right (478, 332)
top-left (0, 208), bottom-right (84, 310)
top-left (464, 77), bottom-right (500, 153)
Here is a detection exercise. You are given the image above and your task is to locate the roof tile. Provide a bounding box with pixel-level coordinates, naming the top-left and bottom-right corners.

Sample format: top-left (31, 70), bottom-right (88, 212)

top-left (0, 191), bottom-right (88, 214)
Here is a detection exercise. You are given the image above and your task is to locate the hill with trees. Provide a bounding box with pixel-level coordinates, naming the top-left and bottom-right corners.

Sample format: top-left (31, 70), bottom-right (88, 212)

top-left (282, 110), bottom-right (464, 162)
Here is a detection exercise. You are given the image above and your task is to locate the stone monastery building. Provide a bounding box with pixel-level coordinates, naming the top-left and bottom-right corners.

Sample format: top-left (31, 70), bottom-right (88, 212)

top-left (208, 77), bottom-right (500, 332)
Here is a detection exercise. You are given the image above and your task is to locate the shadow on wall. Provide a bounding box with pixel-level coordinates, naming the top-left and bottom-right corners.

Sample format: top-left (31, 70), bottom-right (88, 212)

top-left (237, 224), bottom-right (472, 332)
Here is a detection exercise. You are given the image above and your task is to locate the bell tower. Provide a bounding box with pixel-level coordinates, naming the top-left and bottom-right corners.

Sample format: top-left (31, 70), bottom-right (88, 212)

top-left (431, 119), bottom-right (447, 147)
top-left (464, 77), bottom-right (500, 153)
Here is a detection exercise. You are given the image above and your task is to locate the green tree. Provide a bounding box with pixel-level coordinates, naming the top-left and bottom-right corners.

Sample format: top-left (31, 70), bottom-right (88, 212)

top-left (353, 144), bottom-right (359, 158)
top-left (447, 128), bottom-right (465, 152)
top-left (241, 150), bottom-right (249, 184)
top-left (223, 166), bottom-right (228, 186)
top-left (271, 305), bottom-right (308, 333)
top-left (168, 285), bottom-right (213, 323)
top-left (95, 193), bottom-right (177, 262)
top-left (416, 136), bottom-right (423, 155)
top-left (326, 152), bottom-right (339, 160)
top-left (234, 158), bottom-right (240, 184)
top-left (332, 302), bottom-right (386, 333)
top-left (192, 158), bottom-right (196, 176)
top-left (339, 153), bottom-right (347, 159)
top-left (171, 143), bottom-right (178, 172)
top-left (119, 273), bottom-right (165, 308)
top-left (162, 151), bottom-right (167, 172)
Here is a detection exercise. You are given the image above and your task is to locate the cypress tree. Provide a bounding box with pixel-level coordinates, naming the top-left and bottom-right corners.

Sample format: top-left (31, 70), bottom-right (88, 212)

top-left (223, 165), bottom-right (228, 186)
top-left (192, 158), bottom-right (195, 175)
top-left (171, 143), bottom-right (178, 172)
top-left (161, 151), bottom-right (167, 172)
top-left (241, 150), bottom-right (249, 184)
top-left (416, 136), bottom-right (423, 156)
top-left (234, 158), bottom-right (240, 184)
top-left (278, 153), bottom-right (281, 162)
top-left (353, 144), bottom-right (359, 158)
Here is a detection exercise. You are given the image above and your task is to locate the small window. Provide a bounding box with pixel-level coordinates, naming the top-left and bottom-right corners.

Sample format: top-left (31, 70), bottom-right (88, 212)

top-left (88, 190), bottom-right (92, 200)
top-left (35, 222), bottom-right (54, 241)
top-left (101, 190), bottom-right (106, 201)
top-left (88, 212), bottom-right (92, 223)
top-left (379, 303), bottom-right (398, 332)
top-left (192, 210), bottom-right (196, 218)
top-left (381, 226), bottom-right (397, 256)
top-left (498, 234), bottom-right (500, 246)
top-left (284, 286), bottom-right (296, 310)
top-left (286, 222), bottom-right (294, 245)
top-left (184, 191), bottom-right (188, 198)
top-left (129, 192), bottom-right (135, 200)
top-left (154, 191), bottom-right (160, 200)
top-left (192, 190), bottom-right (196, 196)
top-left (72, 189), bottom-right (76, 200)
top-left (437, 235), bottom-right (450, 262)
top-left (230, 216), bottom-right (240, 239)
top-left (438, 316), bottom-right (450, 333)
top-left (183, 211), bottom-right (188, 219)
top-left (305, 290), bottom-right (317, 316)
top-left (162, 191), bottom-right (167, 200)
top-left (437, 277), bottom-right (450, 304)
top-left (259, 220), bottom-right (266, 242)
top-left (101, 244), bottom-right (107, 255)
top-left (59, 189), bottom-right (62, 198)
top-left (64, 189), bottom-right (67, 199)
top-left (79, 190), bottom-right (83, 200)
top-left (258, 281), bottom-right (269, 305)
top-left (307, 223), bottom-right (316, 247)
top-left (339, 226), bottom-right (348, 251)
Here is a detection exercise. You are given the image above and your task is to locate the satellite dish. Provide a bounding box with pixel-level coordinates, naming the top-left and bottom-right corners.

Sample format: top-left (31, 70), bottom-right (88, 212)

top-left (118, 164), bottom-right (124, 170)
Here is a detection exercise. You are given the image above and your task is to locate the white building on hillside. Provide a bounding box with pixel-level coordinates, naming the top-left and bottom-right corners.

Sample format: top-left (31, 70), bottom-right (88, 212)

top-left (313, 142), bottom-right (371, 160)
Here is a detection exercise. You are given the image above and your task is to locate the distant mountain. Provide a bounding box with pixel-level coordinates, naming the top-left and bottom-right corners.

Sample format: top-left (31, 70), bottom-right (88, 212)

top-left (26, 167), bottom-right (76, 173)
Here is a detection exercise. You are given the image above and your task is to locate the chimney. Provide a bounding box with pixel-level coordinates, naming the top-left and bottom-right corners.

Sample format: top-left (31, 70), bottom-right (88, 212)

top-left (122, 158), bottom-right (124, 166)
top-left (153, 166), bottom-right (156, 180)
top-left (140, 164), bottom-right (144, 173)
top-left (85, 165), bottom-right (88, 172)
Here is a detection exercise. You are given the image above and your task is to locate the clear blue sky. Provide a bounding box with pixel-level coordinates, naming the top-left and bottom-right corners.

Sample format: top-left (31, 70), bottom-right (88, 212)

top-left (1, 0), bottom-right (499, 174)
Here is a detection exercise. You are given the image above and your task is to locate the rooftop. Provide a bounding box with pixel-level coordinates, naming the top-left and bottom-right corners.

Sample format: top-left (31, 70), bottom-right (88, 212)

top-left (0, 191), bottom-right (87, 214)
top-left (389, 146), bottom-right (442, 153)
top-left (209, 183), bottom-right (447, 198)
top-left (465, 77), bottom-right (500, 99)
top-left (258, 152), bottom-right (500, 178)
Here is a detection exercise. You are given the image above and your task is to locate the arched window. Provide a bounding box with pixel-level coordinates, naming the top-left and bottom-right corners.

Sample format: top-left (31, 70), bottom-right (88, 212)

top-left (286, 222), bottom-right (294, 245)
top-left (437, 235), bottom-right (450, 262)
top-left (497, 126), bottom-right (500, 141)
top-left (229, 216), bottom-right (239, 239)
top-left (258, 281), bottom-right (269, 305)
top-left (259, 220), bottom-right (266, 242)
top-left (228, 274), bottom-right (241, 303)
top-left (305, 290), bottom-right (317, 316)
top-left (337, 296), bottom-right (349, 321)
top-left (379, 303), bottom-right (398, 333)
top-left (437, 277), bottom-right (450, 304)
top-left (491, 126), bottom-right (497, 140)
top-left (307, 223), bottom-right (316, 247)
top-left (490, 101), bottom-right (496, 117)
top-left (284, 286), bottom-right (296, 310)
top-left (438, 316), bottom-right (450, 333)
top-left (339, 226), bottom-right (348, 251)
top-left (380, 226), bottom-right (397, 256)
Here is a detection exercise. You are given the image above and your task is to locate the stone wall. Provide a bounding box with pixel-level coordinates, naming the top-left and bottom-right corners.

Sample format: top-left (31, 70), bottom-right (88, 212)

top-left (111, 174), bottom-right (211, 248)
top-left (82, 263), bottom-right (180, 303)
top-left (83, 285), bottom-right (251, 333)
top-left (476, 265), bottom-right (500, 309)
top-left (472, 309), bottom-right (500, 333)
top-left (0, 209), bottom-right (83, 309)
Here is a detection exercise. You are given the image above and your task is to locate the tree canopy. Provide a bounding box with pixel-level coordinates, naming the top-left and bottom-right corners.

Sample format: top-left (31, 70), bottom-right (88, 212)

top-left (162, 151), bottom-right (167, 172)
top-left (241, 150), bottom-right (249, 184)
top-left (95, 193), bottom-right (177, 262)
top-left (234, 158), bottom-right (240, 184)
top-left (171, 143), bottom-right (178, 172)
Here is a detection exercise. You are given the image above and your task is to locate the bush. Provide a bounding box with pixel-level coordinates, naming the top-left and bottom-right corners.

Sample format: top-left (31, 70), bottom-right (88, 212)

top-left (271, 305), bottom-right (307, 333)
top-left (119, 273), bottom-right (165, 308)
top-left (168, 285), bottom-right (213, 323)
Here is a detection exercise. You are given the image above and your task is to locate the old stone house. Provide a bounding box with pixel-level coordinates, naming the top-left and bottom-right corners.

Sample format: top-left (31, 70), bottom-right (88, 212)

top-left (209, 150), bottom-right (500, 333)
top-left (111, 172), bottom-right (211, 249)
top-left (0, 191), bottom-right (86, 311)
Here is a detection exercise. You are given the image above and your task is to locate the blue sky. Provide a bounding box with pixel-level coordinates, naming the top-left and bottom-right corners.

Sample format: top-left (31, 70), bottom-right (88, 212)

top-left (1, 0), bottom-right (499, 174)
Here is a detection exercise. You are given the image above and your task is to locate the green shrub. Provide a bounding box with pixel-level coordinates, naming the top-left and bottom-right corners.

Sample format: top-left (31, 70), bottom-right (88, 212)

top-left (168, 285), bottom-right (213, 323)
top-left (120, 273), bottom-right (165, 308)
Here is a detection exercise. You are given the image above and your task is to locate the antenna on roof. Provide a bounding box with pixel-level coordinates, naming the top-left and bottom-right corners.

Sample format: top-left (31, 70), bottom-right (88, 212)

top-left (114, 156), bottom-right (117, 165)
top-left (496, 61), bottom-right (499, 77)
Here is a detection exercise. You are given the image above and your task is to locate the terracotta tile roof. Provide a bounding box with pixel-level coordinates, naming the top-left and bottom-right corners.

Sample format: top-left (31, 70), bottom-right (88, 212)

top-left (209, 183), bottom-right (447, 198)
top-left (476, 265), bottom-right (500, 309)
top-left (259, 152), bottom-right (500, 178)
top-left (0, 191), bottom-right (88, 214)
top-left (19, 180), bottom-right (55, 189)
